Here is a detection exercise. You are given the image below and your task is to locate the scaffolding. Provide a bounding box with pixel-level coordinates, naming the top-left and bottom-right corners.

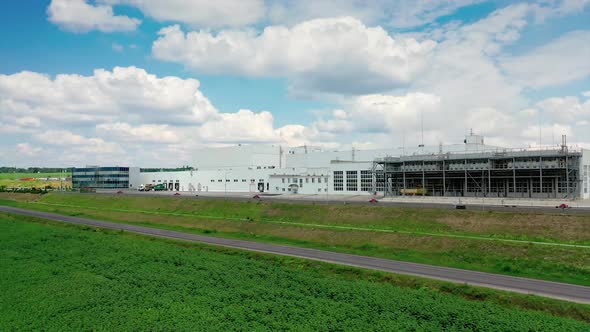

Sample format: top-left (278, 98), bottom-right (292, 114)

top-left (373, 147), bottom-right (583, 199)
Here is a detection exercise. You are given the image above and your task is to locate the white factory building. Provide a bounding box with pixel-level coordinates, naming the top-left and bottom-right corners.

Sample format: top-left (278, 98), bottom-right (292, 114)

top-left (72, 133), bottom-right (590, 200)
top-left (129, 145), bottom-right (379, 195)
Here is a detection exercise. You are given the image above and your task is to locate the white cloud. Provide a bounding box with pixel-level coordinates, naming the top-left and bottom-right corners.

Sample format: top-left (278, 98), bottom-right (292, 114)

top-left (103, 0), bottom-right (265, 28)
top-left (17, 143), bottom-right (42, 157)
top-left (96, 122), bottom-right (180, 143)
top-left (348, 93), bottom-right (441, 133)
top-left (100, 0), bottom-right (480, 29)
top-left (198, 110), bottom-right (278, 143)
top-left (7, 1), bottom-right (590, 166)
top-left (153, 17), bottom-right (436, 95)
top-left (0, 66), bottom-right (218, 126)
top-left (536, 93), bottom-right (590, 123)
top-left (500, 30), bottom-right (590, 88)
top-left (47, 0), bottom-right (141, 33)
top-left (34, 130), bottom-right (123, 154)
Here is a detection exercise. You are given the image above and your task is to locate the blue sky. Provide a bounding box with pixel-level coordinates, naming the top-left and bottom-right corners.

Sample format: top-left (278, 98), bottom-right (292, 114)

top-left (0, 0), bottom-right (589, 166)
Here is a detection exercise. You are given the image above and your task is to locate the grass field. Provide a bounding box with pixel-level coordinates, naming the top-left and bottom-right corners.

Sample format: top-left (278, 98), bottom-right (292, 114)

top-left (0, 172), bottom-right (71, 189)
top-left (1, 192), bottom-right (589, 287)
top-left (0, 172), bottom-right (67, 179)
top-left (2, 212), bottom-right (589, 330)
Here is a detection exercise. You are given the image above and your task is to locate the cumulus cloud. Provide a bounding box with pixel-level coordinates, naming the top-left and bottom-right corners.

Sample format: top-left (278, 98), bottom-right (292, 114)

top-left (536, 93), bottom-right (590, 124)
top-left (34, 130), bottom-right (123, 154)
top-left (99, 0), bottom-right (480, 29)
top-left (198, 110), bottom-right (279, 144)
top-left (500, 30), bottom-right (590, 88)
top-left (0, 66), bottom-right (326, 165)
top-left (0, 66), bottom-right (218, 126)
top-left (96, 123), bottom-right (181, 143)
top-left (8, 2), bottom-right (590, 166)
top-left (103, 0), bottom-right (265, 28)
top-left (47, 0), bottom-right (141, 33)
top-left (153, 17), bottom-right (436, 95)
top-left (17, 143), bottom-right (42, 157)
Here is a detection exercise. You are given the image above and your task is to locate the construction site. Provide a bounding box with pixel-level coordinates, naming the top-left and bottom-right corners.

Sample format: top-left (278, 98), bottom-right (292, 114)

top-left (72, 133), bottom-right (590, 201)
top-left (374, 135), bottom-right (589, 199)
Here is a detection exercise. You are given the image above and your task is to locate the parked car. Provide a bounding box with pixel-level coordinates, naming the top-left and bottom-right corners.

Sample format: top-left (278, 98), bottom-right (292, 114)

top-left (252, 194), bottom-right (261, 199)
top-left (557, 203), bottom-right (570, 209)
top-left (174, 192), bottom-right (181, 196)
top-left (369, 198), bottom-right (378, 203)
top-left (116, 190), bottom-right (124, 194)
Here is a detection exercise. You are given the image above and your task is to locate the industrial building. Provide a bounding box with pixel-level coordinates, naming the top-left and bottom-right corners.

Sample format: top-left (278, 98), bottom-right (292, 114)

top-left (72, 133), bottom-right (590, 200)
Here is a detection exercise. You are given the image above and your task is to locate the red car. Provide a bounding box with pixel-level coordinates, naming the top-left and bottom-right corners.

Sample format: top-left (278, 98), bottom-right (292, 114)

top-left (116, 190), bottom-right (124, 194)
top-left (369, 198), bottom-right (378, 203)
top-left (557, 203), bottom-right (569, 209)
top-left (174, 192), bottom-right (181, 196)
top-left (252, 194), bottom-right (261, 199)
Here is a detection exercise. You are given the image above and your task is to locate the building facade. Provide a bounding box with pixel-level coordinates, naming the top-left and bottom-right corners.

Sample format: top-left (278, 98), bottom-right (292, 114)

top-left (72, 134), bottom-right (590, 200)
top-left (72, 166), bottom-right (137, 189)
top-left (374, 148), bottom-right (589, 199)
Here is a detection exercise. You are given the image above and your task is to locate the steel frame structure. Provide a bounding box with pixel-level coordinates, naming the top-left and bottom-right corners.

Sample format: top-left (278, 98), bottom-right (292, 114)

top-left (373, 148), bottom-right (582, 199)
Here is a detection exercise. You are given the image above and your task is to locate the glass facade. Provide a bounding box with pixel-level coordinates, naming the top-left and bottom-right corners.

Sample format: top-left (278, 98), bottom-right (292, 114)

top-left (346, 171), bottom-right (358, 191)
top-left (72, 167), bottom-right (130, 189)
top-left (333, 171), bottom-right (343, 191)
top-left (360, 170), bottom-right (372, 192)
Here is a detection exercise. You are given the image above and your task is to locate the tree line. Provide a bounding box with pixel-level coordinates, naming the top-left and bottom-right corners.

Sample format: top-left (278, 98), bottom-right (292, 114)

top-left (0, 167), bottom-right (71, 173)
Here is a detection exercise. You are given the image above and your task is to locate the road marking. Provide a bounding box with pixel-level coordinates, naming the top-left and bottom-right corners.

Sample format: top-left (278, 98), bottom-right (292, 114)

top-left (23, 201), bottom-right (590, 249)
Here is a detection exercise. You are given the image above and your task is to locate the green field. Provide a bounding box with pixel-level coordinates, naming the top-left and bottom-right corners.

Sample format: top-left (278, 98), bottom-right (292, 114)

top-left (0, 172), bottom-right (67, 179)
top-left (1, 192), bottom-right (589, 287)
top-left (2, 212), bottom-right (589, 330)
top-left (0, 172), bottom-right (71, 189)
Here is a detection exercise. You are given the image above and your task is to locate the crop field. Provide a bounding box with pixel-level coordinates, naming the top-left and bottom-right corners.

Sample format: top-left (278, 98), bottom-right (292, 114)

top-left (1, 192), bottom-right (589, 287)
top-left (1, 212), bottom-right (589, 330)
top-left (0, 172), bottom-right (71, 189)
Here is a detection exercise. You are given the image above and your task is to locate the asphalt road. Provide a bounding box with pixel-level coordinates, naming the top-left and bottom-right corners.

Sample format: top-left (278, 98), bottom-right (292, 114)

top-left (2, 205), bottom-right (590, 304)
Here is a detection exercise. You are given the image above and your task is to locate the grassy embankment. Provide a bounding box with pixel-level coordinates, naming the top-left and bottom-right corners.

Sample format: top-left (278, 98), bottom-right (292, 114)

top-left (1, 212), bottom-right (589, 330)
top-left (1, 192), bottom-right (589, 287)
top-left (0, 172), bottom-right (71, 189)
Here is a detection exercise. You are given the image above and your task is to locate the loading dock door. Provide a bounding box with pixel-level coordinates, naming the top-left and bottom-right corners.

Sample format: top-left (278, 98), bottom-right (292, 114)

top-left (175, 183), bottom-right (180, 191)
top-left (258, 182), bottom-right (265, 192)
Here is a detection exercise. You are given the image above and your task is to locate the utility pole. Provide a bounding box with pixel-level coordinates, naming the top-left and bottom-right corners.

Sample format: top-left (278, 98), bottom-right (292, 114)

top-left (419, 109), bottom-right (424, 150)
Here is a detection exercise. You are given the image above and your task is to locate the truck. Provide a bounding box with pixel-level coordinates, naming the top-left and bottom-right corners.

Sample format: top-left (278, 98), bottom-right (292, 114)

top-left (153, 183), bottom-right (167, 191)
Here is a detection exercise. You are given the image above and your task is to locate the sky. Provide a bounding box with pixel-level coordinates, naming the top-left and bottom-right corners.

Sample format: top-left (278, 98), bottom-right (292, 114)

top-left (0, 0), bottom-right (589, 167)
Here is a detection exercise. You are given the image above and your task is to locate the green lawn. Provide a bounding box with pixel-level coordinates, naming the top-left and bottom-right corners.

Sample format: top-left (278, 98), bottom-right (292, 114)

top-left (0, 172), bottom-right (68, 179)
top-left (1, 212), bottom-right (589, 331)
top-left (28, 193), bottom-right (590, 245)
top-left (1, 193), bottom-right (589, 287)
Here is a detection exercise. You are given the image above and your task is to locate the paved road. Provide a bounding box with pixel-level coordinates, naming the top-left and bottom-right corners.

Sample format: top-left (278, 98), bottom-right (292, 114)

top-left (2, 205), bottom-right (590, 304)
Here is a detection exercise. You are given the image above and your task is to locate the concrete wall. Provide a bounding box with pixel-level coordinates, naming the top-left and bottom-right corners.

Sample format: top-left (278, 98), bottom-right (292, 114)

top-left (132, 167), bottom-right (277, 193)
top-left (268, 167), bottom-right (330, 195)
